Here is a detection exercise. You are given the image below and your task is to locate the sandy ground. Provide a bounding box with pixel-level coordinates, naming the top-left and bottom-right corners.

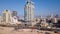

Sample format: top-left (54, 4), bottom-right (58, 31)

top-left (0, 26), bottom-right (59, 34)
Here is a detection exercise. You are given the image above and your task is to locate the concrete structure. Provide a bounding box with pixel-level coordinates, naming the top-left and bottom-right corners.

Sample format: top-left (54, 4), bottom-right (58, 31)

top-left (10, 16), bottom-right (22, 25)
top-left (24, 0), bottom-right (34, 22)
top-left (12, 11), bottom-right (17, 17)
top-left (0, 16), bottom-right (2, 24)
top-left (2, 10), bottom-right (11, 24)
top-left (2, 10), bottom-right (21, 25)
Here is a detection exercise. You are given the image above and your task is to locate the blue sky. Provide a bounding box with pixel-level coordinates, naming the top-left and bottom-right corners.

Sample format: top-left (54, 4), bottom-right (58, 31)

top-left (0, 0), bottom-right (60, 16)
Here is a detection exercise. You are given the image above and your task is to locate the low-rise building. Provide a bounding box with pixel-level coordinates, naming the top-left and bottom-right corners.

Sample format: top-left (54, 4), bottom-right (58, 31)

top-left (0, 16), bottom-right (2, 24)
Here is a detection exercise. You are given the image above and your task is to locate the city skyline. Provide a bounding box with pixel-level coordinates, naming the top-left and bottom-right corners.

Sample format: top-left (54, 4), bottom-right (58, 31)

top-left (0, 0), bottom-right (60, 17)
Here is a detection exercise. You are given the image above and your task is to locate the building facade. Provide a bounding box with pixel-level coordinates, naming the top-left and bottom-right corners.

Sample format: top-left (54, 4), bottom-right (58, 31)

top-left (12, 11), bottom-right (17, 17)
top-left (24, 0), bottom-right (34, 22)
top-left (2, 10), bottom-right (11, 24)
top-left (0, 16), bottom-right (2, 24)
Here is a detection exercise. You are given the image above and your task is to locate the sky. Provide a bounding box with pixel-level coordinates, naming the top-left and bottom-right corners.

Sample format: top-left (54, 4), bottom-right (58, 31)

top-left (0, 0), bottom-right (60, 17)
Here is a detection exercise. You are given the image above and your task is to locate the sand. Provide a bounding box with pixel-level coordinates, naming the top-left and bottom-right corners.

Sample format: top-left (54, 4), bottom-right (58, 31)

top-left (0, 26), bottom-right (59, 34)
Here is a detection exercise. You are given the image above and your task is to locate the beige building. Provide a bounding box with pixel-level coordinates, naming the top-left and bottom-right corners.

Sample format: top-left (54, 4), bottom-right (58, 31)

top-left (0, 16), bottom-right (2, 24)
top-left (54, 18), bottom-right (58, 23)
top-left (10, 16), bottom-right (21, 25)
top-left (2, 10), bottom-right (11, 24)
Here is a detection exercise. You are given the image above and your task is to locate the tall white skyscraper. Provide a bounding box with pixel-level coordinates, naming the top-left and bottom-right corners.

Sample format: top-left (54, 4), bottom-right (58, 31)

top-left (24, 0), bottom-right (34, 22)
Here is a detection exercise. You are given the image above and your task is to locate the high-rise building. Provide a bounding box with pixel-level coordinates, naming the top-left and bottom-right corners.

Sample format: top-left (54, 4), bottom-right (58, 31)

top-left (24, 0), bottom-right (34, 22)
top-left (12, 11), bottom-right (17, 17)
top-left (2, 10), bottom-right (11, 24)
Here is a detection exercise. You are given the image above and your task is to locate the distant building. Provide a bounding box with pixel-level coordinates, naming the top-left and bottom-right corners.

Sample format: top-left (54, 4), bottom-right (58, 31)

top-left (24, 0), bottom-right (34, 22)
top-left (12, 11), bottom-right (17, 17)
top-left (0, 16), bottom-right (2, 24)
top-left (10, 16), bottom-right (20, 25)
top-left (2, 10), bottom-right (11, 24)
top-left (55, 14), bottom-right (59, 18)
top-left (24, 0), bottom-right (35, 26)
top-left (54, 18), bottom-right (58, 23)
